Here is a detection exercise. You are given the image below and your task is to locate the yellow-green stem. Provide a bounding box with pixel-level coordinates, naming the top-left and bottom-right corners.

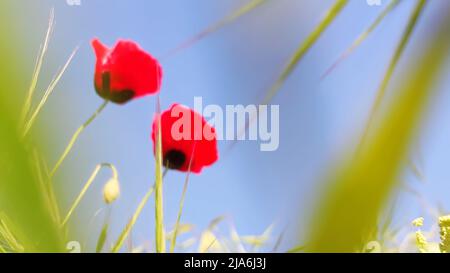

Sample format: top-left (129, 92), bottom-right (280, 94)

top-left (111, 168), bottom-right (168, 253)
top-left (322, 0), bottom-right (401, 79)
top-left (263, 0), bottom-right (348, 104)
top-left (170, 171), bottom-right (192, 252)
top-left (32, 149), bottom-right (61, 224)
top-left (170, 148), bottom-right (194, 253)
top-left (161, 0), bottom-right (266, 60)
top-left (357, 0), bottom-right (427, 152)
top-left (20, 8), bottom-right (54, 126)
top-left (111, 185), bottom-right (155, 253)
top-left (50, 100), bottom-right (109, 178)
top-left (154, 105), bottom-right (165, 253)
top-left (61, 163), bottom-right (118, 227)
top-left (22, 46), bottom-right (79, 138)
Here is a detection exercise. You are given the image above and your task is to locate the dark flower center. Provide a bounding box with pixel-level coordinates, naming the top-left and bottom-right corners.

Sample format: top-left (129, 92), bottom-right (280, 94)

top-left (107, 89), bottom-right (135, 104)
top-left (164, 149), bottom-right (186, 170)
top-left (95, 72), bottom-right (135, 104)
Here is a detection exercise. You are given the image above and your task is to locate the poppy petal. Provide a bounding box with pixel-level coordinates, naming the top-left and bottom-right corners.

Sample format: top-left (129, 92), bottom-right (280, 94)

top-left (92, 39), bottom-right (163, 104)
top-left (151, 104), bottom-right (218, 174)
top-left (92, 38), bottom-right (109, 62)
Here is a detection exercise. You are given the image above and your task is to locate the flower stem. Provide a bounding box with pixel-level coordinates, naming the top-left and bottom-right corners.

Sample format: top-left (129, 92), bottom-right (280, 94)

top-left (111, 168), bottom-right (168, 253)
top-left (154, 98), bottom-right (165, 253)
top-left (170, 146), bottom-right (195, 253)
top-left (50, 100), bottom-right (109, 178)
top-left (169, 171), bottom-right (191, 253)
top-left (61, 163), bottom-right (118, 227)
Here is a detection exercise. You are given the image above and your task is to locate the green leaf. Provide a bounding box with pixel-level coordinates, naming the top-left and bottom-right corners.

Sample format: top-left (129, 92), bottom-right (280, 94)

top-left (96, 223), bottom-right (108, 253)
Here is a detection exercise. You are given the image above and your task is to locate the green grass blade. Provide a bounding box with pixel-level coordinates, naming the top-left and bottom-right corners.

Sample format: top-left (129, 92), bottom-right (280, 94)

top-left (162, 0), bottom-right (267, 59)
top-left (357, 0), bottom-right (428, 152)
top-left (0, 103), bottom-right (64, 252)
top-left (230, 0), bottom-right (349, 148)
top-left (32, 149), bottom-right (61, 224)
top-left (0, 214), bottom-right (24, 252)
top-left (322, 0), bottom-right (401, 79)
top-left (271, 228), bottom-right (286, 253)
top-left (307, 4), bottom-right (450, 252)
top-left (20, 8), bottom-right (54, 125)
top-left (154, 95), bottom-right (166, 253)
top-left (198, 216), bottom-right (226, 253)
top-left (286, 245), bottom-right (305, 253)
top-left (61, 165), bottom-right (101, 227)
top-left (111, 185), bottom-right (155, 253)
top-left (95, 223), bottom-right (109, 253)
top-left (170, 153), bottom-right (194, 252)
top-left (111, 169), bottom-right (168, 253)
top-left (23, 46), bottom-right (79, 137)
top-left (0, 3), bottom-right (64, 250)
top-left (49, 100), bottom-right (109, 178)
top-left (169, 177), bottom-right (190, 252)
top-left (39, 153), bottom-right (62, 224)
top-left (61, 163), bottom-right (117, 227)
top-left (263, 0), bottom-right (348, 104)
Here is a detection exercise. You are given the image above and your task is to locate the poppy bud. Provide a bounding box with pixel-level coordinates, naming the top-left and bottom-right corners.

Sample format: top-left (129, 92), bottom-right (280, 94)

top-left (103, 178), bottom-right (120, 204)
top-left (92, 38), bottom-right (163, 104)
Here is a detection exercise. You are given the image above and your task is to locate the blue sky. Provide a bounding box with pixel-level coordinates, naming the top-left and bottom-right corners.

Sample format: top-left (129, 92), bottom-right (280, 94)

top-left (13, 0), bottom-right (450, 251)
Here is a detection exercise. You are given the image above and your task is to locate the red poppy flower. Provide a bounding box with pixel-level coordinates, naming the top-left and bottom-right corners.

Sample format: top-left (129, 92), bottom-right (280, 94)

top-left (151, 104), bottom-right (218, 174)
top-left (92, 38), bottom-right (162, 104)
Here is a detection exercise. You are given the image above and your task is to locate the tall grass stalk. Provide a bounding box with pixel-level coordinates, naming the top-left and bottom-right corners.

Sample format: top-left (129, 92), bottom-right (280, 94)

top-left (161, 0), bottom-right (267, 60)
top-left (50, 100), bottom-right (109, 178)
top-left (321, 0), bottom-right (401, 79)
top-left (95, 207), bottom-right (111, 253)
top-left (232, 0), bottom-right (349, 147)
top-left (23, 46), bottom-right (79, 138)
top-left (307, 3), bottom-right (450, 252)
top-left (170, 153), bottom-right (194, 252)
top-left (111, 186), bottom-right (155, 253)
top-left (154, 95), bottom-right (165, 253)
top-left (0, 4), bottom-right (65, 250)
top-left (20, 8), bottom-right (54, 126)
top-left (357, 0), bottom-right (428, 153)
top-left (111, 168), bottom-right (168, 253)
top-left (32, 149), bottom-right (61, 224)
top-left (0, 215), bottom-right (24, 252)
top-left (263, 0), bottom-right (348, 104)
top-left (61, 163), bottom-right (118, 227)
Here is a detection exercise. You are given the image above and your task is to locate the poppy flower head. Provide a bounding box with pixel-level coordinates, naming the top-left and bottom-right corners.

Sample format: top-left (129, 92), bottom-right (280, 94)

top-left (152, 104), bottom-right (218, 174)
top-left (92, 38), bottom-right (163, 104)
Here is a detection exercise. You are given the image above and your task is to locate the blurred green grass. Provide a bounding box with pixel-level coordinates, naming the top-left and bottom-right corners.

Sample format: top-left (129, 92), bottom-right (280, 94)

top-left (306, 2), bottom-right (450, 252)
top-left (0, 0), bottom-right (449, 253)
top-left (0, 2), bottom-right (64, 252)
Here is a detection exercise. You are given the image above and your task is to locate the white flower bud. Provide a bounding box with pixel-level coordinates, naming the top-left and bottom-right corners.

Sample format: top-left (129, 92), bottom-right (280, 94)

top-left (103, 178), bottom-right (120, 204)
